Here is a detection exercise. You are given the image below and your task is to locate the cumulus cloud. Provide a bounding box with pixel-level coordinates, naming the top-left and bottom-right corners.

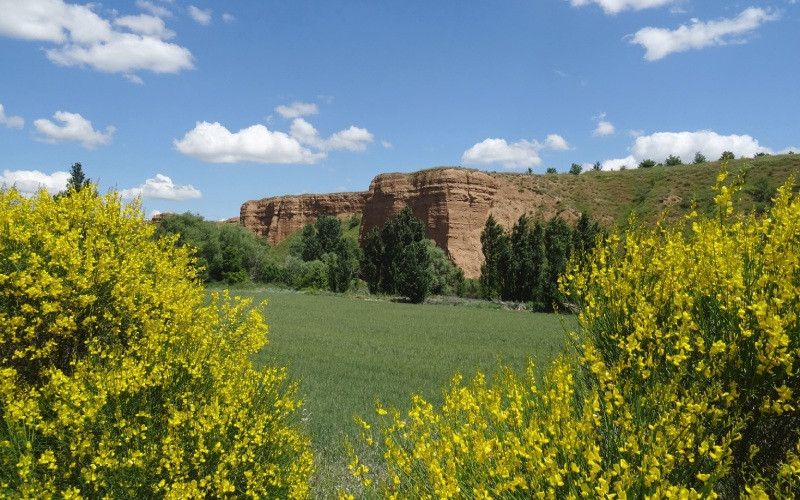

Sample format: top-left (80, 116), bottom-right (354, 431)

top-left (0, 104), bottom-right (24, 129)
top-left (631, 7), bottom-right (779, 61)
top-left (592, 113), bottom-right (615, 137)
top-left (119, 173), bottom-right (202, 200)
top-left (176, 103), bottom-right (373, 164)
top-left (187, 5), bottom-right (211, 25)
top-left (113, 14), bottom-right (174, 38)
top-left (462, 134), bottom-right (572, 169)
top-left (545, 134), bottom-right (571, 151)
top-left (568, 0), bottom-right (677, 15)
top-left (174, 121), bottom-right (325, 164)
top-left (275, 102), bottom-right (319, 119)
top-left (289, 118), bottom-right (373, 152)
top-left (0, 169), bottom-right (69, 195)
top-left (222, 13), bottom-right (236, 23)
top-left (381, 140), bottom-right (394, 149)
top-left (34, 111), bottom-right (115, 149)
top-left (0, 0), bottom-right (193, 78)
top-left (599, 130), bottom-right (773, 170)
top-left (136, 0), bottom-right (172, 18)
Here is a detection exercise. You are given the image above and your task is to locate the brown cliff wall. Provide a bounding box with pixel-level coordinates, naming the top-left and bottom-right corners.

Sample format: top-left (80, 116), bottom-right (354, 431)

top-left (240, 192), bottom-right (368, 245)
top-left (360, 168), bottom-right (578, 278)
top-left (239, 167), bottom-right (578, 278)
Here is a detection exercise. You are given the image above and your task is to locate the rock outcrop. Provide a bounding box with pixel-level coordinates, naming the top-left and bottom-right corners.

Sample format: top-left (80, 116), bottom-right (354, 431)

top-left (360, 168), bottom-right (578, 278)
top-left (240, 192), bottom-right (368, 245)
top-left (239, 167), bottom-right (578, 278)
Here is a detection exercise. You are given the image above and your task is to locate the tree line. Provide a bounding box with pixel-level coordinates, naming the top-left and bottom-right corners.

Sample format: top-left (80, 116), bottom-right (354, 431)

top-left (479, 212), bottom-right (603, 311)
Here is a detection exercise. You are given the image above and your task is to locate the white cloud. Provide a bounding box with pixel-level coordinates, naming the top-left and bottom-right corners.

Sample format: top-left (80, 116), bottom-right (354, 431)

top-left (592, 113), bottom-right (615, 137)
top-left (381, 140), bottom-right (394, 149)
top-left (593, 121), bottom-right (615, 137)
top-left (275, 102), bottom-right (319, 119)
top-left (326, 125), bottom-right (374, 152)
top-left (0, 104), bottom-right (24, 129)
top-left (599, 130), bottom-right (773, 170)
top-left (114, 14), bottom-right (174, 38)
top-left (0, 0), bottom-right (193, 78)
top-left (568, 0), bottom-right (677, 15)
top-left (187, 5), bottom-right (211, 25)
top-left (34, 111), bottom-right (115, 149)
top-left (289, 118), bottom-right (373, 152)
top-left (119, 173), bottom-right (202, 200)
top-left (136, 0), bottom-right (172, 18)
top-left (174, 121), bottom-right (325, 164)
top-left (462, 139), bottom-right (537, 169)
top-left (124, 73), bottom-right (144, 85)
top-left (545, 134), bottom-right (571, 150)
top-left (462, 133), bottom-right (571, 169)
top-left (0, 169), bottom-right (69, 195)
top-left (222, 13), bottom-right (236, 23)
top-left (631, 7), bottom-right (779, 61)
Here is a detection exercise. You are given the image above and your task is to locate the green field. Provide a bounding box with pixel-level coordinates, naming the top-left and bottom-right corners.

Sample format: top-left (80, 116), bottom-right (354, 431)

top-left (213, 286), bottom-right (570, 496)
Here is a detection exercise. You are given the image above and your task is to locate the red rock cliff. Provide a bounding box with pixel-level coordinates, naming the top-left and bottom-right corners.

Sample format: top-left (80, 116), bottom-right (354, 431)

top-left (360, 168), bottom-right (578, 278)
top-left (240, 192), bottom-right (368, 245)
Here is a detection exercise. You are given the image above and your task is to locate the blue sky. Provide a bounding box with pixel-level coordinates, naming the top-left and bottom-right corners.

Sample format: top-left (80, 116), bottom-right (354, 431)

top-left (1, 0), bottom-right (797, 220)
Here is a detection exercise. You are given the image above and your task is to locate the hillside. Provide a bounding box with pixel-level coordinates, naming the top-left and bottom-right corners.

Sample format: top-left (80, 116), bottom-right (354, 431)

top-left (242, 154), bottom-right (800, 277)
top-left (494, 154), bottom-right (800, 229)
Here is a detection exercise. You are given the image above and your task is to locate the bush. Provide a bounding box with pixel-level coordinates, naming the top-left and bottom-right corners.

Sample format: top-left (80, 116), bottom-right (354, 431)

top-left (0, 187), bottom-right (312, 497)
top-left (638, 159), bottom-right (656, 169)
top-left (154, 213), bottom-right (267, 284)
top-left (348, 169), bottom-right (800, 498)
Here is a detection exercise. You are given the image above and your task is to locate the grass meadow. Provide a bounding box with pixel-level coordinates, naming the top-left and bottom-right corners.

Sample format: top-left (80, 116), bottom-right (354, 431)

top-left (211, 286), bottom-right (571, 496)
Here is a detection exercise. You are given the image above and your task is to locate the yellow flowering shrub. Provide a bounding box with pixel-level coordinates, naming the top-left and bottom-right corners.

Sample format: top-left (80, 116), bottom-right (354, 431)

top-left (349, 168), bottom-right (800, 498)
top-left (0, 187), bottom-right (312, 498)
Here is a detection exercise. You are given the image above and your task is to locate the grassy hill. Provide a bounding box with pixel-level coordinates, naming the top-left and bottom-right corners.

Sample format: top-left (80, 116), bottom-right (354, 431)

top-left (493, 153), bottom-right (800, 229)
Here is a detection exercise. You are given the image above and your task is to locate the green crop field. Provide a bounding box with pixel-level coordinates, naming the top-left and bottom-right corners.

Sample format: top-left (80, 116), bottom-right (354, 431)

top-left (212, 286), bottom-right (571, 497)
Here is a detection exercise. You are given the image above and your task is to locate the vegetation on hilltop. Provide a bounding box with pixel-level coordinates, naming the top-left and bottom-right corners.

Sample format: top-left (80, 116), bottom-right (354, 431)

top-left (494, 153), bottom-right (800, 230)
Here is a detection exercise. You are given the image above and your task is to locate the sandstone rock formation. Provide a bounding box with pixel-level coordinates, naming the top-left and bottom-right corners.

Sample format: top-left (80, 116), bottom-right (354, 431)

top-left (240, 192), bottom-right (368, 245)
top-left (239, 168), bottom-right (579, 278)
top-left (360, 168), bottom-right (578, 278)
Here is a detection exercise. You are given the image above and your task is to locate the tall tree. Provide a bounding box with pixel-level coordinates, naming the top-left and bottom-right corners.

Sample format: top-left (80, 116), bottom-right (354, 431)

top-left (361, 206), bottom-right (431, 301)
top-left (544, 217), bottom-right (572, 311)
top-left (509, 215), bottom-right (534, 302)
top-left (479, 214), bottom-right (510, 300)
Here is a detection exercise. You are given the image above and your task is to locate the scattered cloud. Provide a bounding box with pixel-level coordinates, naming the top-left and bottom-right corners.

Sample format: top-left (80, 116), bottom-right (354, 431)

top-left (175, 105), bottom-right (375, 164)
top-left (289, 118), bottom-right (373, 152)
top-left (113, 14), bottom-right (174, 39)
top-left (222, 13), bottom-right (236, 23)
top-left (0, 104), bottom-right (24, 129)
top-left (568, 0), bottom-right (677, 15)
top-left (124, 73), bottom-right (144, 85)
top-left (462, 134), bottom-right (571, 169)
top-left (119, 173), bottom-right (202, 200)
top-left (0, 169), bottom-right (69, 195)
top-left (136, 0), bottom-right (172, 18)
top-left (34, 111), bottom-right (115, 149)
top-left (275, 102), bottom-right (319, 119)
top-left (599, 130), bottom-right (773, 170)
top-left (0, 0), bottom-right (193, 79)
top-left (174, 121), bottom-right (325, 164)
top-left (631, 7), bottom-right (779, 61)
top-left (592, 113), bottom-right (615, 137)
top-left (381, 140), bottom-right (394, 149)
top-left (187, 5), bottom-right (212, 25)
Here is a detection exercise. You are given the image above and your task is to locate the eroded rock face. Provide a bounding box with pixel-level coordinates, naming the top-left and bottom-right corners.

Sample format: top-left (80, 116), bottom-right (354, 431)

top-left (240, 192), bottom-right (368, 245)
top-left (360, 168), bottom-right (578, 278)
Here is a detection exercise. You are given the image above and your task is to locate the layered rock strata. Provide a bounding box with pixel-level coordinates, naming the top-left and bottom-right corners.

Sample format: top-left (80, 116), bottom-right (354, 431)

top-left (239, 192), bottom-right (368, 245)
top-left (360, 168), bottom-right (578, 278)
top-left (240, 167), bottom-right (578, 278)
